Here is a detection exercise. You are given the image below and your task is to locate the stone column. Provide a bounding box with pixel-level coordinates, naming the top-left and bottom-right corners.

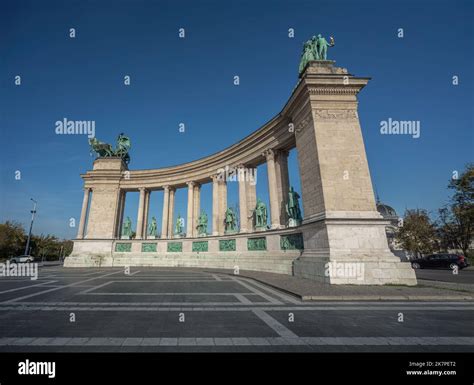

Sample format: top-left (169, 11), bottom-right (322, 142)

top-left (264, 149), bottom-right (280, 229)
top-left (161, 186), bottom-right (170, 239)
top-left (218, 179), bottom-right (227, 235)
top-left (193, 183), bottom-right (201, 237)
top-left (237, 165), bottom-right (248, 233)
top-left (186, 181), bottom-right (195, 237)
top-left (77, 187), bottom-right (91, 239)
top-left (275, 150), bottom-right (290, 226)
top-left (211, 175), bottom-right (219, 236)
top-left (167, 187), bottom-right (175, 237)
top-left (136, 187), bottom-right (146, 239)
top-left (246, 180), bottom-right (257, 231)
top-left (143, 190), bottom-right (150, 238)
top-left (115, 190), bottom-right (126, 238)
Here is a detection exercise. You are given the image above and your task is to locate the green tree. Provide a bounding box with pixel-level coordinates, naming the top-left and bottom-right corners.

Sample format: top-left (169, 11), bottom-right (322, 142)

top-left (60, 240), bottom-right (74, 257)
top-left (32, 234), bottom-right (59, 260)
top-left (0, 221), bottom-right (26, 258)
top-left (437, 163), bottom-right (474, 258)
top-left (396, 209), bottom-right (438, 257)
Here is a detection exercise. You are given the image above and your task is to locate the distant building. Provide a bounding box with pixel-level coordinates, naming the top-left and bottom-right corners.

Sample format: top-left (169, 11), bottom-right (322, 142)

top-left (376, 200), bottom-right (413, 261)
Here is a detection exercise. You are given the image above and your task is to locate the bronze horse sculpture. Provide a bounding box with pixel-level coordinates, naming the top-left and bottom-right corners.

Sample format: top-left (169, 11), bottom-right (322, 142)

top-left (89, 133), bottom-right (131, 164)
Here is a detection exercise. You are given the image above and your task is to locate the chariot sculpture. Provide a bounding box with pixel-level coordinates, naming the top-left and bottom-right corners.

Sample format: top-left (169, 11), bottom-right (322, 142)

top-left (89, 133), bottom-right (131, 164)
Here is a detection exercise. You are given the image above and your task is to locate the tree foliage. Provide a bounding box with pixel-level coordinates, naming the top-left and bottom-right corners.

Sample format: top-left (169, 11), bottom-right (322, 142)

top-left (0, 221), bottom-right (72, 260)
top-left (396, 209), bottom-right (437, 257)
top-left (437, 163), bottom-right (474, 257)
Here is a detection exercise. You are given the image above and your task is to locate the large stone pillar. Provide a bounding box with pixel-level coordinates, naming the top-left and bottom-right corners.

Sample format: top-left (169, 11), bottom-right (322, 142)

top-left (275, 150), bottom-right (290, 226)
top-left (167, 187), bottom-right (175, 237)
top-left (290, 61), bottom-right (416, 285)
top-left (161, 186), bottom-right (170, 238)
top-left (135, 187), bottom-right (146, 239)
top-left (264, 149), bottom-right (281, 229)
top-left (77, 187), bottom-right (91, 239)
top-left (193, 183), bottom-right (201, 237)
top-left (237, 165), bottom-right (248, 233)
top-left (186, 181), bottom-right (195, 237)
top-left (211, 175), bottom-right (219, 236)
top-left (84, 158), bottom-right (126, 239)
top-left (217, 179), bottom-right (227, 235)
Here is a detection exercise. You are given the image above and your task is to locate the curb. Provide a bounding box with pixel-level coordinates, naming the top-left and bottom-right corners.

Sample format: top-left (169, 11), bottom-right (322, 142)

top-left (301, 295), bottom-right (474, 301)
top-left (204, 269), bottom-right (474, 302)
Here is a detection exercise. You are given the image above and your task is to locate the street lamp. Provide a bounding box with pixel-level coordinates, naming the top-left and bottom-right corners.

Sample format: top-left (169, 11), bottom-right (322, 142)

top-left (24, 198), bottom-right (37, 256)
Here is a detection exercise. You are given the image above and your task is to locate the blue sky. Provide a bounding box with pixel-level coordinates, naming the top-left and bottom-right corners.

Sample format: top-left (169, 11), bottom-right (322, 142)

top-left (1, 0), bottom-right (473, 239)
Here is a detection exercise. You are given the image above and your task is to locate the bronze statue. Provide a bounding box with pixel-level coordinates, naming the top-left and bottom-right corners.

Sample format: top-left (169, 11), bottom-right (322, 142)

top-left (148, 216), bottom-right (158, 238)
top-left (286, 187), bottom-right (302, 227)
top-left (255, 199), bottom-right (268, 230)
top-left (122, 216), bottom-right (132, 238)
top-left (196, 210), bottom-right (208, 236)
top-left (89, 133), bottom-right (131, 164)
top-left (224, 207), bottom-right (237, 233)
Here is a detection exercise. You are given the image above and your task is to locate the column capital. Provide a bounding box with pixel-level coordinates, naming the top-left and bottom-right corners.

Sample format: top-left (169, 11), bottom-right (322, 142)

top-left (165, 185), bottom-right (176, 192)
top-left (186, 181), bottom-right (196, 187)
top-left (277, 149), bottom-right (290, 158)
top-left (83, 187), bottom-right (92, 192)
top-left (138, 187), bottom-right (147, 192)
top-left (262, 148), bottom-right (275, 161)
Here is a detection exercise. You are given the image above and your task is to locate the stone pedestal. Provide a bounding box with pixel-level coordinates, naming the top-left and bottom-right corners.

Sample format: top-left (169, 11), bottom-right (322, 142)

top-left (290, 61), bottom-right (417, 285)
top-left (288, 218), bottom-right (301, 228)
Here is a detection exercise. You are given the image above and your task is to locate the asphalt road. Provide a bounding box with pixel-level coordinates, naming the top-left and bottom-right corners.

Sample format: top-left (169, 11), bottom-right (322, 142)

top-left (0, 267), bottom-right (473, 352)
top-left (415, 267), bottom-right (474, 284)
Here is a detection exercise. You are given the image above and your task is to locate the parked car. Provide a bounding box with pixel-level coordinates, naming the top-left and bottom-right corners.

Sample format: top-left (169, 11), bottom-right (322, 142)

top-left (10, 255), bottom-right (34, 263)
top-left (411, 253), bottom-right (469, 270)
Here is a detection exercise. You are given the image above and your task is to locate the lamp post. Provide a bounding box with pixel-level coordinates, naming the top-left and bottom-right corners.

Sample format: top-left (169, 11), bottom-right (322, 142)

top-left (24, 198), bottom-right (37, 256)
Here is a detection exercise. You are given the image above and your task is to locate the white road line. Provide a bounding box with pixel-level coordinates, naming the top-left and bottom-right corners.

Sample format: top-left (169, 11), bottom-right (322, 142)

top-left (231, 277), bottom-right (282, 305)
top-left (79, 281), bottom-right (114, 294)
top-left (1, 336), bottom-right (472, 347)
top-left (84, 292), bottom-right (257, 296)
top-left (0, 281), bottom-right (57, 294)
top-left (212, 274), bottom-right (222, 281)
top-left (252, 309), bottom-right (299, 339)
top-left (234, 294), bottom-right (253, 304)
top-left (1, 305), bottom-right (473, 311)
top-left (240, 277), bottom-right (301, 304)
top-left (1, 271), bottom-right (123, 303)
top-left (0, 301), bottom-right (271, 306)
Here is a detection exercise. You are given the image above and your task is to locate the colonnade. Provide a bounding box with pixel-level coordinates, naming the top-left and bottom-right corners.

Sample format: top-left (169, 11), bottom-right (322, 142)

top-left (76, 149), bottom-right (291, 239)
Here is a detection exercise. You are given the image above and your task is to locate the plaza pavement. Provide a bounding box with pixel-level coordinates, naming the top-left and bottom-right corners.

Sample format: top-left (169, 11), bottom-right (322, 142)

top-left (0, 266), bottom-right (473, 352)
